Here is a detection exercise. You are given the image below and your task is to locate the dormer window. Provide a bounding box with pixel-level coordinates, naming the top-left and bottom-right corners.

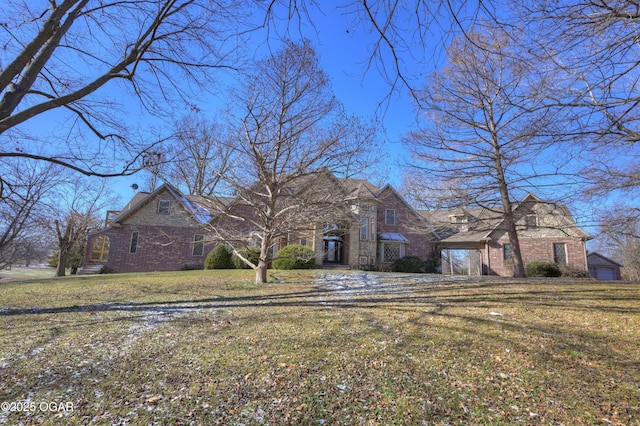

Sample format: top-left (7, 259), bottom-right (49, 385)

top-left (450, 214), bottom-right (470, 231)
top-left (157, 195), bottom-right (171, 215)
top-left (449, 214), bottom-right (468, 224)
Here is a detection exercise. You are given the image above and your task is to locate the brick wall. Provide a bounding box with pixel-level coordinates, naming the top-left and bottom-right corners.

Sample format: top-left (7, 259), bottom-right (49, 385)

top-left (84, 188), bottom-right (214, 273)
top-left (488, 237), bottom-right (587, 276)
top-left (377, 188), bottom-right (433, 262)
top-left (96, 223), bottom-right (213, 273)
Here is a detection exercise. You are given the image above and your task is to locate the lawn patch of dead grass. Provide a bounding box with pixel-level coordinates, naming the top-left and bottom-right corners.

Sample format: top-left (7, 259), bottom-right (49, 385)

top-left (1, 271), bottom-right (639, 425)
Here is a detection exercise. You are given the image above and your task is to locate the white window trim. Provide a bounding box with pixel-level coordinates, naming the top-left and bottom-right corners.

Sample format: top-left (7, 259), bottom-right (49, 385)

top-left (379, 241), bottom-right (405, 263)
top-left (525, 214), bottom-right (538, 229)
top-left (192, 234), bottom-right (204, 256)
top-left (385, 209), bottom-right (396, 226)
top-left (553, 242), bottom-right (567, 265)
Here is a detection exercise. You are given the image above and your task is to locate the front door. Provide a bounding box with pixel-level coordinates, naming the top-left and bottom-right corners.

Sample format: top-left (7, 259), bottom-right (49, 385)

top-left (323, 239), bottom-right (343, 263)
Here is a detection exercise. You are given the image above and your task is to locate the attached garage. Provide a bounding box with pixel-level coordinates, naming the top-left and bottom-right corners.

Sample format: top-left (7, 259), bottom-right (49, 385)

top-left (587, 252), bottom-right (622, 281)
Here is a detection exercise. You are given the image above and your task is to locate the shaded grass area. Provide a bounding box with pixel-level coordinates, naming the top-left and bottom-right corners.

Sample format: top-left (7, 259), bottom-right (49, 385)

top-left (1, 270), bottom-right (639, 425)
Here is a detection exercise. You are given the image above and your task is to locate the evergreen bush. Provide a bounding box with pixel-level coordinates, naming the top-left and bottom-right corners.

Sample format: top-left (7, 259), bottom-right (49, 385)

top-left (204, 245), bottom-right (233, 269)
top-left (392, 256), bottom-right (427, 273)
top-left (272, 245), bottom-right (315, 270)
top-left (525, 261), bottom-right (562, 277)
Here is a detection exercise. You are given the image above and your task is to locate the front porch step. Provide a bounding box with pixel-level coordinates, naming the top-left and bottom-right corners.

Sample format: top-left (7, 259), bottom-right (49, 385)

top-left (78, 264), bottom-right (105, 275)
top-left (320, 263), bottom-right (350, 270)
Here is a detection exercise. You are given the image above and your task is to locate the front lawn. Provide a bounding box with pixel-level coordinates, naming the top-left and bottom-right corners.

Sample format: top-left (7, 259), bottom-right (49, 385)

top-left (1, 270), bottom-right (638, 425)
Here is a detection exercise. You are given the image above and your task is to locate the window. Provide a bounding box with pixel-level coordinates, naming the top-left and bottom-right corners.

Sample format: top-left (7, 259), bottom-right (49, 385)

top-left (90, 235), bottom-right (109, 262)
top-left (525, 214), bottom-right (538, 229)
top-left (503, 243), bottom-right (512, 260)
top-left (300, 237), bottom-right (307, 246)
top-left (157, 195), bottom-right (171, 215)
top-left (553, 243), bottom-right (567, 264)
top-left (193, 234), bottom-right (204, 256)
top-left (385, 209), bottom-right (396, 225)
top-left (360, 218), bottom-right (368, 241)
top-left (381, 242), bottom-right (404, 262)
top-left (129, 232), bottom-right (139, 254)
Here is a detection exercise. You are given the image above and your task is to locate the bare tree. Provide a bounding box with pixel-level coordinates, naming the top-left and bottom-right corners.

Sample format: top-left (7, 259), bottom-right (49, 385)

top-left (207, 40), bottom-right (377, 284)
top-left (45, 179), bottom-right (112, 276)
top-left (595, 206), bottom-right (640, 280)
top-left (515, 0), bottom-right (640, 199)
top-left (406, 26), bottom-right (568, 277)
top-left (0, 159), bottom-right (62, 269)
top-left (161, 116), bottom-right (236, 196)
top-left (258, 1), bottom-right (494, 107)
top-left (0, 0), bottom-right (244, 192)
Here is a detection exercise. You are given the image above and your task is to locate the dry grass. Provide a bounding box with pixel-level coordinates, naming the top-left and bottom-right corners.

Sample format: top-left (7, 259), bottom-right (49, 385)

top-left (1, 270), bottom-right (639, 425)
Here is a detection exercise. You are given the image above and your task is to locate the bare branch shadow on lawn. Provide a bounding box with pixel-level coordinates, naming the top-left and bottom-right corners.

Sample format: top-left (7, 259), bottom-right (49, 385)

top-left (2, 274), bottom-right (639, 424)
top-left (2, 275), bottom-right (639, 317)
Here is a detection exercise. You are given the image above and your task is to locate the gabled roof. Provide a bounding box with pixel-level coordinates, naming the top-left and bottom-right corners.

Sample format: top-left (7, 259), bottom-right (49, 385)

top-left (420, 193), bottom-right (592, 243)
top-left (109, 183), bottom-right (225, 226)
top-left (341, 178), bottom-right (380, 200)
top-left (587, 252), bottom-right (623, 267)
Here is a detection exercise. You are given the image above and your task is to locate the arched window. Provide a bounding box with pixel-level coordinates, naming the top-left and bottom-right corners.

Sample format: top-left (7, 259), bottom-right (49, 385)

top-left (90, 235), bottom-right (109, 262)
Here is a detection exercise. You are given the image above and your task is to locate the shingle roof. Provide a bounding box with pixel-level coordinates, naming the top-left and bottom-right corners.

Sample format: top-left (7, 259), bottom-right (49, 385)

top-left (341, 178), bottom-right (380, 199)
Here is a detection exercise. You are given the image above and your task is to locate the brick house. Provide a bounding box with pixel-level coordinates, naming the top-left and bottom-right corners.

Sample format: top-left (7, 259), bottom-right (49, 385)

top-left (84, 184), bottom-right (221, 273)
top-left (84, 180), bottom-right (591, 276)
top-left (421, 193), bottom-right (592, 276)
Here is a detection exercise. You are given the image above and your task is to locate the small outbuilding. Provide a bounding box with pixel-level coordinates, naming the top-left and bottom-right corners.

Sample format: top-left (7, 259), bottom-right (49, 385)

top-left (587, 252), bottom-right (623, 281)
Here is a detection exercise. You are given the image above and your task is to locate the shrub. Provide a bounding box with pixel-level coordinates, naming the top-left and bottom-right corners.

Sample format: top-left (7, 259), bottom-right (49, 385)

top-left (525, 261), bottom-right (562, 277)
top-left (272, 245), bottom-right (315, 270)
top-left (561, 266), bottom-right (590, 278)
top-left (392, 256), bottom-right (427, 273)
top-left (205, 245), bottom-right (234, 269)
top-left (181, 263), bottom-right (203, 271)
top-left (232, 247), bottom-right (261, 269)
top-left (424, 249), bottom-right (442, 274)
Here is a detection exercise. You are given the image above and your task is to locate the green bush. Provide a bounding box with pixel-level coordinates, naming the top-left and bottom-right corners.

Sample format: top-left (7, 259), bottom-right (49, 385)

top-left (204, 245), bottom-right (234, 269)
top-left (525, 261), bottom-right (562, 277)
top-left (272, 245), bottom-right (315, 270)
top-left (232, 247), bottom-right (261, 269)
top-left (392, 256), bottom-right (427, 273)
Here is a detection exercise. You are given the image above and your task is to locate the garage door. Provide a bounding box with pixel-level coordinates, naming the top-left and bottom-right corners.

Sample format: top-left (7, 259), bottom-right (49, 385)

top-left (597, 267), bottom-right (616, 280)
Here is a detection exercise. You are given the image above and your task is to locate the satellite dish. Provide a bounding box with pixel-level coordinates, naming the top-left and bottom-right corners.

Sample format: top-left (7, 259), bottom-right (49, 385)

top-left (131, 183), bottom-right (139, 191)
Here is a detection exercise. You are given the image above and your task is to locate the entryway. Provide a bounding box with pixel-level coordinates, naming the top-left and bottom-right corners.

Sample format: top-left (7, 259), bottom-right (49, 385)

top-left (441, 248), bottom-right (483, 276)
top-left (323, 237), bottom-right (343, 264)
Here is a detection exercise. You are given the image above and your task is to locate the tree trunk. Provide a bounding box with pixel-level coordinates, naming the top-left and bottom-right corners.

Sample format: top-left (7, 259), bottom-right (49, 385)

top-left (255, 236), bottom-right (271, 284)
top-left (56, 247), bottom-right (68, 277)
top-left (504, 214), bottom-right (526, 277)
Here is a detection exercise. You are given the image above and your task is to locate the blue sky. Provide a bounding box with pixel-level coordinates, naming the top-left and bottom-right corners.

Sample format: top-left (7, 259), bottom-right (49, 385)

top-left (108, 3), bottom-right (423, 197)
top-left (27, 1), bottom-right (623, 245)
